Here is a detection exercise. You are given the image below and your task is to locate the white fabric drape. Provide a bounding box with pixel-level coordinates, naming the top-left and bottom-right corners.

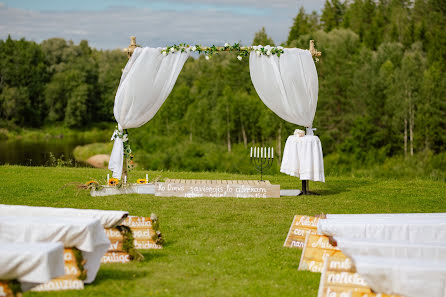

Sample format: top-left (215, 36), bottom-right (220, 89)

top-left (0, 242), bottom-right (64, 292)
top-left (249, 46), bottom-right (318, 128)
top-left (0, 204), bottom-right (128, 228)
top-left (0, 216), bottom-right (110, 284)
top-left (318, 214), bottom-right (446, 297)
top-left (109, 47), bottom-right (189, 178)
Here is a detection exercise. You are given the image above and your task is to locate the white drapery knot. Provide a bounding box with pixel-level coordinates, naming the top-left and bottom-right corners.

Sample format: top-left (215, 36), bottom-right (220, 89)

top-left (306, 127), bottom-right (316, 136)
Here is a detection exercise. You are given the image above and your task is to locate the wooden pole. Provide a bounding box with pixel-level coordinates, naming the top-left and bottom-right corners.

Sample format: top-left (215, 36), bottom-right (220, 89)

top-left (121, 36), bottom-right (141, 182)
top-left (125, 36), bottom-right (139, 58)
top-left (309, 40), bottom-right (322, 57)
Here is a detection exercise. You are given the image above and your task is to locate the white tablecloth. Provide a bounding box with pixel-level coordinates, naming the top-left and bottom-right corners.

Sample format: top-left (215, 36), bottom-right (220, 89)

top-left (326, 212), bottom-right (446, 219)
top-left (318, 216), bottom-right (446, 243)
top-left (280, 135), bottom-right (325, 182)
top-left (318, 215), bottom-right (446, 297)
top-left (0, 242), bottom-right (64, 292)
top-left (353, 256), bottom-right (446, 297)
top-left (0, 204), bottom-right (128, 228)
top-left (0, 216), bottom-right (110, 284)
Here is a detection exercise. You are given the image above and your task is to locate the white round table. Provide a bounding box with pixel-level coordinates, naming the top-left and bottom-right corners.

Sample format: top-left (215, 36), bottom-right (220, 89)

top-left (280, 135), bottom-right (325, 194)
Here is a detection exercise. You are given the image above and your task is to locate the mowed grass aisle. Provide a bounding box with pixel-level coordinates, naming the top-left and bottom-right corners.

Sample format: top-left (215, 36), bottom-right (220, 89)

top-left (0, 165), bottom-right (445, 297)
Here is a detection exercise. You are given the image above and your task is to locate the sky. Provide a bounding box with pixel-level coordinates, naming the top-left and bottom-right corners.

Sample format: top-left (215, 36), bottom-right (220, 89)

top-left (0, 0), bottom-right (326, 50)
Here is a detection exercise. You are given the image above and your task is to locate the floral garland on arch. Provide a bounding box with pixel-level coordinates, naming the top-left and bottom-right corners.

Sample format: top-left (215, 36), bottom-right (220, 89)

top-left (111, 128), bottom-right (135, 171)
top-left (161, 43), bottom-right (285, 61)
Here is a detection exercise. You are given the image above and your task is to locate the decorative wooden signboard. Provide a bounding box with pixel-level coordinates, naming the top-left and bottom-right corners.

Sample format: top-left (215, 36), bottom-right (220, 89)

top-left (101, 228), bottom-right (131, 263)
top-left (317, 255), bottom-right (403, 297)
top-left (122, 216), bottom-right (163, 250)
top-left (298, 233), bottom-right (344, 273)
top-left (156, 179), bottom-right (280, 198)
top-left (31, 248), bottom-right (85, 291)
top-left (284, 215), bottom-right (320, 248)
top-left (101, 216), bottom-right (163, 263)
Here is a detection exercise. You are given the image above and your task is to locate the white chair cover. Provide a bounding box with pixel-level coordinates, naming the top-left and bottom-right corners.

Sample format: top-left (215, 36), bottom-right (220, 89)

top-left (0, 242), bottom-right (64, 292)
top-left (0, 216), bottom-right (110, 284)
top-left (318, 216), bottom-right (446, 243)
top-left (249, 46), bottom-right (318, 128)
top-left (109, 47), bottom-right (189, 178)
top-left (0, 204), bottom-right (128, 228)
top-left (318, 215), bottom-right (446, 297)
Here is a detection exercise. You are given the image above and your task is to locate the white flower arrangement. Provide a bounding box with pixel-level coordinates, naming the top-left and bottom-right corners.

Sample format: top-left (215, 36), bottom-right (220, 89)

top-left (205, 55), bottom-right (210, 60)
top-left (224, 43), bottom-right (229, 47)
top-left (237, 56), bottom-right (242, 61)
top-left (170, 47), bottom-right (175, 53)
top-left (191, 46), bottom-right (197, 52)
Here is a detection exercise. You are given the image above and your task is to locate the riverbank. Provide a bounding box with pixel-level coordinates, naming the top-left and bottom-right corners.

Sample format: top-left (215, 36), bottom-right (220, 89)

top-left (73, 143), bottom-right (113, 168)
top-left (0, 124), bottom-right (113, 142)
top-left (0, 124), bottom-right (114, 167)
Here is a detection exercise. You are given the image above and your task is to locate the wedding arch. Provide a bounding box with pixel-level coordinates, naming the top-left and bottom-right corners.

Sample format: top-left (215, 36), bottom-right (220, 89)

top-left (109, 37), bottom-right (322, 180)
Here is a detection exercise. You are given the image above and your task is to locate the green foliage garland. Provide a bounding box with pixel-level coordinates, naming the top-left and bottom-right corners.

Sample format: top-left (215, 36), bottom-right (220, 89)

top-left (161, 43), bottom-right (284, 60)
top-left (111, 128), bottom-right (134, 171)
top-left (116, 225), bottom-right (144, 262)
top-left (72, 247), bottom-right (87, 281)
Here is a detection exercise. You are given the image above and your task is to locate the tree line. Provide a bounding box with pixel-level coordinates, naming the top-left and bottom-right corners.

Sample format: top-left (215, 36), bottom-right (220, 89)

top-left (0, 0), bottom-right (445, 173)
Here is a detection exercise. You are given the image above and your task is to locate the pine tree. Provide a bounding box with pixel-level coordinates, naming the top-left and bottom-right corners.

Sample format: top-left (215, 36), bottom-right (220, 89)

top-left (321, 0), bottom-right (346, 32)
top-left (252, 27), bottom-right (275, 46)
top-left (287, 7), bottom-right (311, 45)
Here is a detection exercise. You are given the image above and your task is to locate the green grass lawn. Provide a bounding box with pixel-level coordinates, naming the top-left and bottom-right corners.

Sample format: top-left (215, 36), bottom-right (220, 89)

top-left (0, 165), bottom-right (445, 297)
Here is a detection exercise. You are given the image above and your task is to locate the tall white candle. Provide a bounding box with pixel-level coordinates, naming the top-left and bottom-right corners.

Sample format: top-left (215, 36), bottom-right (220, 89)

top-left (272, 147), bottom-right (274, 158)
top-left (268, 147), bottom-right (270, 158)
top-left (124, 176), bottom-right (127, 184)
top-left (250, 147), bottom-right (253, 157)
top-left (261, 147), bottom-right (263, 158)
top-left (146, 174), bottom-right (148, 181)
top-left (107, 174), bottom-right (109, 182)
top-left (257, 147), bottom-right (259, 158)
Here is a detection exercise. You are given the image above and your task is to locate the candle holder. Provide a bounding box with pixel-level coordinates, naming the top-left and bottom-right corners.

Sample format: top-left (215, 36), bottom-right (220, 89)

top-left (250, 147), bottom-right (274, 181)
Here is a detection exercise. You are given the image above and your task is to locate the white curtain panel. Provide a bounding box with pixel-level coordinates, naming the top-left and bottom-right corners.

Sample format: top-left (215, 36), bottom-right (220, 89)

top-left (109, 47), bottom-right (189, 178)
top-left (249, 46), bottom-right (318, 128)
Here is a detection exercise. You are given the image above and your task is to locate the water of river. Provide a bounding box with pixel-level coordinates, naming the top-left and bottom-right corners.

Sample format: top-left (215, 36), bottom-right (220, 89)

top-left (0, 137), bottom-right (98, 167)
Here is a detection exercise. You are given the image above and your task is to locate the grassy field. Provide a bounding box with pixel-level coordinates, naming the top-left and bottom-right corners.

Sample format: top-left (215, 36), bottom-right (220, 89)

top-left (0, 165), bottom-right (445, 297)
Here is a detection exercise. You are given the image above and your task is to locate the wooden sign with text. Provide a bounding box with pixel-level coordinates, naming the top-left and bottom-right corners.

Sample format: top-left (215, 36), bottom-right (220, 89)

top-left (102, 216), bottom-right (162, 263)
top-left (284, 215), bottom-right (320, 248)
top-left (318, 255), bottom-right (403, 297)
top-left (31, 248), bottom-right (85, 292)
top-left (156, 179), bottom-right (280, 198)
top-left (31, 279), bottom-right (84, 291)
top-left (298, 234), bottom-right (344, 273)
top-left (122, 216), bottom-right (153, 228)
top-left (101, 252), bottom-right (131, 263)
top-left (122, 216), bottom-right (163, 249)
